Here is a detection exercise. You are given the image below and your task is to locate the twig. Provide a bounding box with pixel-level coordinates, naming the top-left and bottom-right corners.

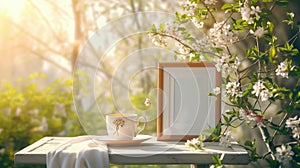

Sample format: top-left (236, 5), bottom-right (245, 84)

top-left (30, 49), bottom-right (71, 73)
top-left (238, 60), bottom-right (259, 73)
top-left (28, 0), bottom-right (63, 42)
top-left (6, 18), bottom-right (63, 55)
top-left (44, 0), bottom-right (72, 18)
top-left (199, 1), bottom-right (217, 23)
top-left (258, 125), bottom-right (275, 160)
top-left (263, 102), bottom-right (272, 115)
top-left (288, 30), bottom-right (300, 45)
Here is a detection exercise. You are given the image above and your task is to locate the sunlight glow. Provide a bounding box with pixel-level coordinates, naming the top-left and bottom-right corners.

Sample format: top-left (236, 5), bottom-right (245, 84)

top-left (0, 0), bottom-right (26, 19)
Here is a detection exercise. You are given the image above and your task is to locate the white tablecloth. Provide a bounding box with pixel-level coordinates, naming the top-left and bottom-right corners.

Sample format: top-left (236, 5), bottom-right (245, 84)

top-left (47, 136), bottom-right (109, 168)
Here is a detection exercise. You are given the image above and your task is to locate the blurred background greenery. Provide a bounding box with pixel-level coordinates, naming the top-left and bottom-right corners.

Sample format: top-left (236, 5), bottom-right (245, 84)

top-left (0, 0), bottom-right (299, 168)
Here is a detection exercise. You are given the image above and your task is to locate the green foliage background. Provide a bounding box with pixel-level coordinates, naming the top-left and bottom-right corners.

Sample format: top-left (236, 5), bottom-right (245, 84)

top-left (0, 73), bottom-right (85, 168)
top-left (0, 73), bottom-right (188, 168)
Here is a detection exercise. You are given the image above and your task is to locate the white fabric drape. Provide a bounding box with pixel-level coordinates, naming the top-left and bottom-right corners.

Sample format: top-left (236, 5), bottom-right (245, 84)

top-left (47, 136), bottom-right (109, 168)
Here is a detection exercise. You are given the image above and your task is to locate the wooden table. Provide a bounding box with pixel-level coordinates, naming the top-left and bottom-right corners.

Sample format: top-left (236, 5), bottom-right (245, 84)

top-left (14, 136), bottom-right (249, 168)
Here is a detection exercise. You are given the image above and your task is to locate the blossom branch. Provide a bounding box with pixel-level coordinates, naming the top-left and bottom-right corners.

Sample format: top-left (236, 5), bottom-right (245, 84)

top-left (238, 60), bottom-right (259, 74)
top-left (258, 125), bottom-right (275, 160)
top-left (262, 102), bottom-right (272, 115)
top-left (288, 30), bottom-right (300, 45)
top-left (156, 33), bottom-right (192, 50)
top-left (150, 1), bottom-right (300, 165)
top-left (152, 32), bottom-right (219, 57)
top-left (199, 1), bottom-right (217, 23)
top-left (271, 113), bottom-right (288, 139)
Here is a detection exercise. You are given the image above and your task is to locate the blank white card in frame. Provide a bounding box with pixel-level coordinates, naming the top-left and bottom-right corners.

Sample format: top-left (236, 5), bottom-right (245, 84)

top-left (162, 67), bottom-right (217, 136)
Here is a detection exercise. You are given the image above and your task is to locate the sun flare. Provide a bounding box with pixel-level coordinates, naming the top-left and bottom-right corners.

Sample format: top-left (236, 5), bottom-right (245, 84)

top-left (0, 0), bottom-right (26, 19)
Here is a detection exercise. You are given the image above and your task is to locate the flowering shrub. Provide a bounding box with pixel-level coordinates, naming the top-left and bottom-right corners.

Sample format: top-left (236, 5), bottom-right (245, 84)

top-left (148, 0), bottom-right (300, 167)
top-left (185, 135), bottom-right (205, 150)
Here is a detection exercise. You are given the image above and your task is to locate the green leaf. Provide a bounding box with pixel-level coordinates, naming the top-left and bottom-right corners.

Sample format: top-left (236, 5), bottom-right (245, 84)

top-left (212, 155), bottom-right (222, 165)
top-left (275, 0), bottom-right (288, 6)
top-left (159, 24), bottom-right (165, 33)
top-left (221, 3), bottom-right (239, 13)
top-left (282, 12), bottom-right (295, 28)
top-left (208, 123), bottom-right (222, 141)
top-left (175, 12), bottom-right (188, 23)
top-left (269, 46), bottom-right (276, 62)
top-left (147, 24), bottom-right (157, 33)
top-left (279, 42), bottom-right (299, 56)
top-left (244, 139), bottom-right (256, 147)
top-left (223, 115), bottom-right (229, 123)
top-left (202, 127), bottom-right (216, 135)
top-left (198, 134), bottom-right (205, 141)
top-left (244, 140), bottom-right (253, 147)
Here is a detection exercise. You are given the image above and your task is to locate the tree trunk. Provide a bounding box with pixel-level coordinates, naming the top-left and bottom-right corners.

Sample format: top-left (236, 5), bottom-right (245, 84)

top-left (71, 0), bottom-right (82, 71)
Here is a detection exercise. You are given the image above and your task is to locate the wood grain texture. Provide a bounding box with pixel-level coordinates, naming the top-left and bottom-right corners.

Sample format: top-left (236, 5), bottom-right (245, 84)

top-left (14, 137), bottom-right (249, 165)
top-left (157, 62), bottom-right (221, 141)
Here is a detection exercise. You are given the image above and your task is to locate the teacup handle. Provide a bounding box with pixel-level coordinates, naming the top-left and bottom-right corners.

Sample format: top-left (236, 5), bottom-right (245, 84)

top-left (136, 116), bottom-right (147, 135)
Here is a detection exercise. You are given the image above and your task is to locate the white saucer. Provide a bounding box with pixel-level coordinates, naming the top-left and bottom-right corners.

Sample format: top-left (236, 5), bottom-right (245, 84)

top-left (94, 135), bottom-right (152, 146)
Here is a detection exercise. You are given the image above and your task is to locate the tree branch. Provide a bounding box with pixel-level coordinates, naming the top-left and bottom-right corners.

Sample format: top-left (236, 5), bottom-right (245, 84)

top-left (28, 0), bottom-right (63, 43)
top-left (71, 0), bottom-right (82, 70)
top-left (6, 18), bottom-right (64, 56)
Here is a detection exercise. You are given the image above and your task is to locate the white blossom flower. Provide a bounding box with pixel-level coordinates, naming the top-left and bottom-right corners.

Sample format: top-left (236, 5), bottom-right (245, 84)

top-left (240, 1), bottom-right (261, 24)
top-left (191, 38), bottom-right (214, 53)
top-left (214, 54), bottom-right (228, 72)
top-left (251, 80), bottom-right (272, 101)
top-left (197, 38), bottom-right (212, 47)
top-left (209, 21), bottom-right (238, 48)
top-left (213, 87), bottom-right (221, 95)
top-left (185, 138), bottom-right (204, 150)
top-left (286, 116), bottom-right (300, 128)
top-left (275, 144), bottom-right (294, 165)
top-left (245, 110), bottom-right (256, 121)
top-left (199, 55), bottom-right (205, 60)
top-left (225, 81), bottom-right (242, 98)
top-left (260, 90), bottom-right (272, 102)
top-left (144, 98), bottom-right (151, 107)
top-left (240, 5), bottom-right (251, 22)
top-left (148, 33), bottom-right (168, 47)
top-left (179, 0), bottom-right (199, 17)
top-left (204, 0), bottom-right (217, 6)
top-left (175, 42), bottom-right (194, 60)
top-left (191, 17), bottom-right (204, 29)
top-left (179, 0), bottom-right (198, 9)
top-left (209, 165), bottom-right (223, 168)
top-left (189, 52), bottom-right (196, 58)
top-left (177, 43), bottom-right (191, 54)
top-left (285, 116), bottom-right (300, 139)
top-left (252, 80), bottom-right (264, 97)
top-left (292, 127), bottom-right (300, 139)
top-left (250, 6), bottom-right (261, 16)
top-left (275, 61), bottom-right (289, 78)
top-left (214, 53), bottom-right (240, 76)
top-left (250, 27), bottom-right (266, 38)
top-left (219, 131), bottom-right (234, 147)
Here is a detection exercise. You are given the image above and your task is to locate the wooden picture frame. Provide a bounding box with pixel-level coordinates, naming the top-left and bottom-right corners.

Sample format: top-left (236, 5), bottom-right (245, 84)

top-left (157, 62), bottom-right (221, 141)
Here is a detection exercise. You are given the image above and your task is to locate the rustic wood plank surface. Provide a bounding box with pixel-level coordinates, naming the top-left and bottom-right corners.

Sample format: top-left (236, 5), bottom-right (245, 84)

top-left (14, 136), bottom-right (249, 166)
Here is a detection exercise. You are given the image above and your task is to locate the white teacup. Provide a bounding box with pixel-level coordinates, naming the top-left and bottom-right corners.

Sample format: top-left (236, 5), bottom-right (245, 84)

top-left (106, 113), bottom-right (146, 140)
